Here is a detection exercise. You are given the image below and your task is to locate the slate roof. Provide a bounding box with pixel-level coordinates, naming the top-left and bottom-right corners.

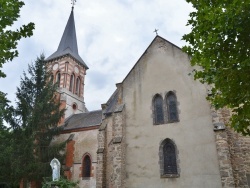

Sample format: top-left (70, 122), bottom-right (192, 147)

top-left (46, 9), bottom-right (89, 69)
top-left (103, 89), bottom-right (125, 115)
top-left (104, 90), bottom-right (118, 115)
top-left (63, 110), bottom-right (102, 131)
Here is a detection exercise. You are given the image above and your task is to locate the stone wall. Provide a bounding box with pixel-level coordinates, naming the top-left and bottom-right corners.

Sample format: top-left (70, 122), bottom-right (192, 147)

top-left (228, 130), bottom-right (250, 187)
top-left (96, 89), bottom-right (126, 188)
top-left (212, 108), bottom-right (235, 187)
top-left (110, 110), bottom-right (126, 188)
top-left (96, 121), bottom-right (106, 188)
top-left (212, 107), bottom-right (250, 188)
top-left (96, 110), bottom-right (126, 188)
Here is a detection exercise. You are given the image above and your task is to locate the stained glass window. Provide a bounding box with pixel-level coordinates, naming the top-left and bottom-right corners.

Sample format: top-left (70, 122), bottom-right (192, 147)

top-left (154, 94), bottom-right (164, 124)
top-left (83, 155), bottom-right (91, 177)
top-left (167, 92), bottom-right (178, 122)
top-left (163, 140), bottom-right (177, 174)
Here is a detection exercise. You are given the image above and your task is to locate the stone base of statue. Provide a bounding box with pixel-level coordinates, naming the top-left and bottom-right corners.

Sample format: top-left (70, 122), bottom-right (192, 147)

top-left (51, 183), bottom-right (59, 188)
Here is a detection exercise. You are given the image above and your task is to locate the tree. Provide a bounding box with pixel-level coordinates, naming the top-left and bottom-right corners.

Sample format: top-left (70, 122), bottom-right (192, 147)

top-left (182, 0), bottom-right (250, 135)
top-left (9, 54), bottom-right (66, 186)
top-left (0, 0), bottom-right (34, 78)
top-left (0, 0), bottom-right (34, 185)
top-left (0, 93), bottom-right (16, 186)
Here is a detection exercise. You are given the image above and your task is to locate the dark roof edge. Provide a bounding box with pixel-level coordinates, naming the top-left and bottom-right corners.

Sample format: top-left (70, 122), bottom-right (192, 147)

top-left (45, 53), bottom-right (89, 69)
top-left (62, 125), bottom-right (100, 134)
top-left (89, 109), bottom-right (102, 113)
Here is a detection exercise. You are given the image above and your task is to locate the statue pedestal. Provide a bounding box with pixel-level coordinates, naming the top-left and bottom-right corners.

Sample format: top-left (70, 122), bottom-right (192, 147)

top-left (51, 183), bottom-right (59, 188)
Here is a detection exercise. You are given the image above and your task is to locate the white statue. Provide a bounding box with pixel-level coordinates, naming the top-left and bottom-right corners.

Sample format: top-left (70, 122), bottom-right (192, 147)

top-left (50, 158), bottom-right (60, 181)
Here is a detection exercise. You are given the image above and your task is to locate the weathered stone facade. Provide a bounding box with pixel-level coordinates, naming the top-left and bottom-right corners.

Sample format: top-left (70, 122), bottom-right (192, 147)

top-left (49, 35), bottom-right (250, 188)
top-left (212, 107), bottom-right (250, 188)
top-left (228, 130), bottom-right (250, 187)
top-left (96, 84), bottom-right (126, 188)
top-left (96, 36), bottom-right (224, 188)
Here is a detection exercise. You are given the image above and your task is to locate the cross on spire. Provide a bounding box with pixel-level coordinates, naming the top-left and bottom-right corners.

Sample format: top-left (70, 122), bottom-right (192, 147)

top-left (154, 29), bottom-right (159, 36)
top-left (71, 0), bottom-right (76, 9)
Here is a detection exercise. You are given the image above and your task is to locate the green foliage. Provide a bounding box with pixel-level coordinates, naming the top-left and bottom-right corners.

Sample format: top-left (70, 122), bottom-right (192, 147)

top-left (182, 0), bottom-right (250, 135)
top-left (0, 0), bottom-right (34, 78)
top-left (0, 93), bottom-right (12, 182)
top-left (42, 178), bottom-right (79, 188)
top-left (0, 92), bottom-right (8, 127)
top-left (7, 54), bottom-right (66, 185)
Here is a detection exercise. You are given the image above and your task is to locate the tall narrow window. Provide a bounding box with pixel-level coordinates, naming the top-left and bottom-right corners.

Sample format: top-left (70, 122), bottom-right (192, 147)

top-left (82, 155), bottom-right (91, 178)
top-left (153, 94), bottom-right (164, 125)
top-left (63, 74), bottom-right (67, 88)
top-left (65, 62), bottom-right (69, 72)
top-left (69, 74), bottom-right (75, 92)
top-left (159, 138), bottom-right (179, 177)
top-left (163, 140), bottom-right (177, 174)
top-left (56, 72), bottom-right (60, 86)
top-left (166, 92), bottom-right (178, 122)
top-left (75, 77), bottom-right (80, 96)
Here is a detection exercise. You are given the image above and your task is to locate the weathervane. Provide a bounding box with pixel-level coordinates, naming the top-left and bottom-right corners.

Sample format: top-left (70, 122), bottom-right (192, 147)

top-left (71, 0), bottom-right (76, 9)
top-left (154, 29), bottom-right (159, 36)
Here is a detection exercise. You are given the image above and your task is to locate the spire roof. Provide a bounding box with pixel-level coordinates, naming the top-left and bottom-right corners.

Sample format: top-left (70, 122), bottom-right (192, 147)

top-left (46, 9), bottom-right (88, 69)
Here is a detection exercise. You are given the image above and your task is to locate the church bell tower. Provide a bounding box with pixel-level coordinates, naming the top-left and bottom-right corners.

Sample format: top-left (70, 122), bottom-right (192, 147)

top-left (46, 7), bottom-right (88, 119)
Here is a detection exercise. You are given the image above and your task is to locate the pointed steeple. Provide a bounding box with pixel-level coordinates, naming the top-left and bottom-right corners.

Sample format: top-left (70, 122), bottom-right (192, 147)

top-left (46, 9), bottom-right (88, 69)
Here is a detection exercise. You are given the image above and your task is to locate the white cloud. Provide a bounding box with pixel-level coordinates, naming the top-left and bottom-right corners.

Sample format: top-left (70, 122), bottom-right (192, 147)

top-left (0, 0), bottom-right (193, 111)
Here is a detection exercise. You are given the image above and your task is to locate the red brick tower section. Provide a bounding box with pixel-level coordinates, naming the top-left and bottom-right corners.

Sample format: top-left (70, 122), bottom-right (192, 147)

top-left (64, 138), bottom-right (75, 179)
top-left (47, 56), bottom-right (87, 100)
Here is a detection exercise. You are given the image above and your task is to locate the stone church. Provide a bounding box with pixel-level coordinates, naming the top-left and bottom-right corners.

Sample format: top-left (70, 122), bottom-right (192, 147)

top-left (46, 8), bottom-right (250, 188)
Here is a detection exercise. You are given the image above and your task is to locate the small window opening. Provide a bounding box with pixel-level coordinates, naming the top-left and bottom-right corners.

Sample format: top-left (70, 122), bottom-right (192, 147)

top-left (72, 103), bottom-right (77, 110)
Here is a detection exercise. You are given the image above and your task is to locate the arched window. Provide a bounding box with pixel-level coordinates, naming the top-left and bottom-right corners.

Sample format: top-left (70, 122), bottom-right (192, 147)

top-left (75, 77), bottom-right (80, 96)
top-left (153, 94), bottom-right (164, 125)
top-left (159, 138), bottom-right (179, 177)
top-left (69, 74), bottom-right (75, 92)
top-left (56, 72), bottom-right (60, 86)
top-left (163, 140), bottom-right (177, 174)
top-left (166, 92), bottom-right (178, 122)
top-left (82, 154), bottom-right (91, 178)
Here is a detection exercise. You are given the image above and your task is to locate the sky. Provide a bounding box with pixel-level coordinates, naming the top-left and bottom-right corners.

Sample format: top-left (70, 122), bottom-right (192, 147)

top-left (0, 0), bottom-right (194, 111)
